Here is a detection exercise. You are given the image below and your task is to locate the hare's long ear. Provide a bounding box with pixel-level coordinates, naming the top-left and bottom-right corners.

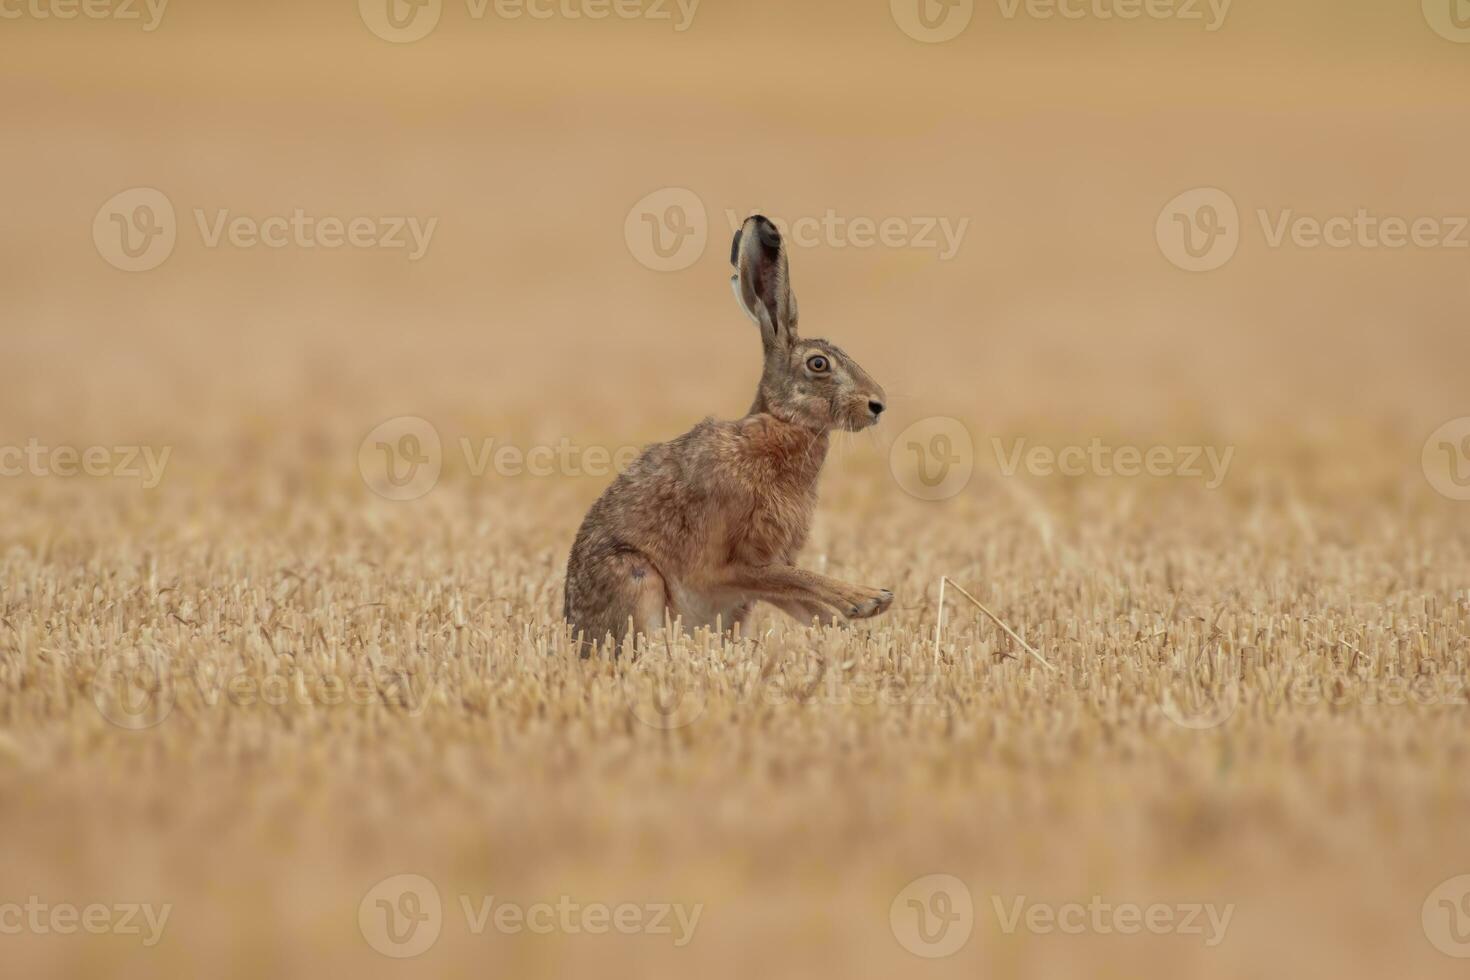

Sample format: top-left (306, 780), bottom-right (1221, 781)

top-left (730, 214), bottom-right (799, 351)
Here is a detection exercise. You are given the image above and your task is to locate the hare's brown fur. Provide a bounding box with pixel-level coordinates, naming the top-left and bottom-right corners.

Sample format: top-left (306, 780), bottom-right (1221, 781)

top-left (564, 215), bottom-right (891, 649)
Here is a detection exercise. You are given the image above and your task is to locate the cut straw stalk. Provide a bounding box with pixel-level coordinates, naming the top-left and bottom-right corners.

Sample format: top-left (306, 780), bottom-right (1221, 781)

top-left (934, 576), bottom-right (1056, 672)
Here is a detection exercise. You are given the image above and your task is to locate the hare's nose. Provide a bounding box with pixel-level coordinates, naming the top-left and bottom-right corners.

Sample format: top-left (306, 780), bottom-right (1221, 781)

top-left (868, 399), bottom-right (886, 418)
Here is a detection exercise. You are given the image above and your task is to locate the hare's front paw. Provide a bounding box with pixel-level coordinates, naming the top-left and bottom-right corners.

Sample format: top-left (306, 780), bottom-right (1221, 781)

top-left (846, 589), bottom-right (894, 620)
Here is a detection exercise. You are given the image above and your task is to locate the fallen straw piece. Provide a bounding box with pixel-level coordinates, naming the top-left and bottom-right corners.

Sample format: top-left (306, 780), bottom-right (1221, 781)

top-left (934, 576), bottom-right (1057, 672)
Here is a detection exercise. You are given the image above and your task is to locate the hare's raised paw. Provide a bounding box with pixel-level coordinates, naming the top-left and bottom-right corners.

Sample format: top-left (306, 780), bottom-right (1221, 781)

top-left (846, 589), bottom-right (894, 620)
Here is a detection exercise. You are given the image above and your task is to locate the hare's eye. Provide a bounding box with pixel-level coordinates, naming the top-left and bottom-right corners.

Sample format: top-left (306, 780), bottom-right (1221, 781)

top-left (807, 355), bottom-right (830, 373)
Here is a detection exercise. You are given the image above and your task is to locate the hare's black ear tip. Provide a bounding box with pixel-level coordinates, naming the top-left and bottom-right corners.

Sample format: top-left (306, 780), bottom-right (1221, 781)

top-left (732, 215), bottom-right (782, 265)
top-left (748, 214), bottom-right (782, 250)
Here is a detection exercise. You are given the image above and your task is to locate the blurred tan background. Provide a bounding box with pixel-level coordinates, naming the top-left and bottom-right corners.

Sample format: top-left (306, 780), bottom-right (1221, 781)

top-left (3, 2), bottom-right (1470, 979)
top-left (4, 0), bottom-right (1468, 452)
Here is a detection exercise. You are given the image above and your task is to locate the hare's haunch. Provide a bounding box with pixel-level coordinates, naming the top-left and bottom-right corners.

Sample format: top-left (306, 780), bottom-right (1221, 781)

top-left (563, 215), bottom-right (891, 649)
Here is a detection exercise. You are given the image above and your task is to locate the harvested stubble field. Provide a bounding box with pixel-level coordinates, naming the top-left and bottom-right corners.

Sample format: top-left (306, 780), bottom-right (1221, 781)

top-left (4, 2), bottom-right (1470, 978)
top-left (4, 432), bottom-right (1469, 979)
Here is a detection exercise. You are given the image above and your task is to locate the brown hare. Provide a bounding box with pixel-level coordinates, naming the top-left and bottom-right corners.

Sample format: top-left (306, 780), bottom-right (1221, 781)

top-left (563, 215), bottom-right (892, 650)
